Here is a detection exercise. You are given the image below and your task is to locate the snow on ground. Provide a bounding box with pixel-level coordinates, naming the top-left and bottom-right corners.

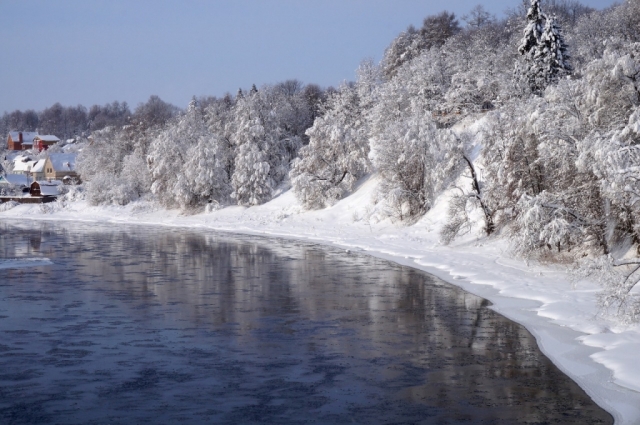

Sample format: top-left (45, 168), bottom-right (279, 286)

top-left (2, 177), bottom-right (640, 423)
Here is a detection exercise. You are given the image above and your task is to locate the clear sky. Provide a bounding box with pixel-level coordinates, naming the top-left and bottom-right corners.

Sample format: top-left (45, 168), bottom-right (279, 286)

top-left (0, 0), bottom-right (620, 113)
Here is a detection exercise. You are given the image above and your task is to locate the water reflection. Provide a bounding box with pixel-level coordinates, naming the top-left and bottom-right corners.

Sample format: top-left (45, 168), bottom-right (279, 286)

top-left (0, 221), bottom-right (612, 424)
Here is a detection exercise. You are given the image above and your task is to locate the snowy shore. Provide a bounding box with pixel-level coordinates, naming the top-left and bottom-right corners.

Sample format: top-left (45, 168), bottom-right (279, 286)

top-left (2, 178), bottom-right (640, 423)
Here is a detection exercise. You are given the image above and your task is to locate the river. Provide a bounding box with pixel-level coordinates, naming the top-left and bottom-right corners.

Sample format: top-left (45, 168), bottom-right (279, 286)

top-left (0, 221), bottom-right (612, 424)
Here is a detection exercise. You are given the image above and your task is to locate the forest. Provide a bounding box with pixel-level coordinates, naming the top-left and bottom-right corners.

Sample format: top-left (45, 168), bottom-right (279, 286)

top-left (2, 0), bottom-right (640, 320)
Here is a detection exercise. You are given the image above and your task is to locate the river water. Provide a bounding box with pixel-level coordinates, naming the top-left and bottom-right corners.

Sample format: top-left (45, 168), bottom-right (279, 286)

top-left (0, 221), bottom-right (612, 424)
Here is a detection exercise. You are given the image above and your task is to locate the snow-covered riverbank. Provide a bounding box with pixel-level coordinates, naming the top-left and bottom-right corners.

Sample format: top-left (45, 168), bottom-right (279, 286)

top-left (2, 177), bottom-right (640, 423)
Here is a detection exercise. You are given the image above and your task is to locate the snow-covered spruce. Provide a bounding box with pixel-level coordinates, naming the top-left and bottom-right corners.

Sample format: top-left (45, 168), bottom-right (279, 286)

top-left (516, 0), bottom-right (572, 94)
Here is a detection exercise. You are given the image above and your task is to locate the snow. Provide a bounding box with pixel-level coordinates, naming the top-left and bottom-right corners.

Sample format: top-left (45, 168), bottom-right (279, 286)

top-left (48, 153), bottom-right (77, 172)
top-left (2, 177), bottom-right (640, 423)
top-left (12, 161), bottom-right (36, 173)
top-left (34, 182), bottom-right (59, 196)
top-left (36, 135), bottom-right (59, 142)
top-left (8, 131), bottom-right (38, 145)
top-left (30, 159), bottom-right (46, 173)
top-left (0, 174), bottom-right (29, 186)
top-left (12, 155), bottom-right (36, 173)
top-left (4, 152), bottom-right (22, 162)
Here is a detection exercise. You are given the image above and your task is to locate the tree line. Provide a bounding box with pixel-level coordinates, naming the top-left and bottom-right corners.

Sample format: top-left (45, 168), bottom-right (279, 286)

top-left (0, 96), bottom-right (183, 141)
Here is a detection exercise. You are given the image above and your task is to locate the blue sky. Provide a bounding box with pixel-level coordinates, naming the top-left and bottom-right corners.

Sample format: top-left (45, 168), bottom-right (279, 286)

top-left (0, 0), bottom-right (620, 113)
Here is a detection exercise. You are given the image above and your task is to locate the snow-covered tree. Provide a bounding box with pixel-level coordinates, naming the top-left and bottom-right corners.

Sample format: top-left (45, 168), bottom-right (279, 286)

top-left (440, 132), bottom-right (496, 244)
top-left (576, 44), bottom-right (640, 247)
top-left (230, 84), bottom-right (311, 206)
top-left (205, 96), bottom-right (236, 184)
top-left (231, 141), bottom-right (272, 206)
top-left (517, 0), bottom-right (572, 94)
top-left (147, 115), bottom-right (190, 207)
top-left (148, 99), bottom-right (231, 209)
top-left (229, 89), bottom-right (276, 205)
top-left (518, 0), bottom-right (546, 58)
top-left (182, 131), bottom-right (232, 208)
top-left (381, 28), bottom-right (420, 80)
top-left (538, 16), bottom-right (572, 79)
top-left (290, 83), bottom-right (370, 209)
top-left (477, 102), bottom-right (546, 235)
top-left (77, 125), bottom-right (152, 206)
top-left (381, 11), bottom-right (461, 80)
top-left (463, 5), bottom-right (495, 29)
top-left (371, 102), bottom-right (463, 222)
top-left (132, 95), bottom-right (180, 130)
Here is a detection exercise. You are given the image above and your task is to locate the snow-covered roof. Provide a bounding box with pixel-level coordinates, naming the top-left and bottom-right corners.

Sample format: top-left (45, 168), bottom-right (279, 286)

top-left (8, 131), bottom-right (38, 144)
top-left (48, 153), bottom-right (77, 172)
top-left (5, 152), bottom-right (23, 162)
top-left (12, 157), bottom-right (37, 172)
top-left (33, 181), bottom-right (60, 196)
top-left (0, 174), bottom-right (29, 186)
top-left (35, 135), bottom-right (60, 142)
top-left (31, 159), bottom-right (46, 173)
top-left (63, 144), bottom-right (81, 153)
top-left (13, 154), bottom-right (32, 163)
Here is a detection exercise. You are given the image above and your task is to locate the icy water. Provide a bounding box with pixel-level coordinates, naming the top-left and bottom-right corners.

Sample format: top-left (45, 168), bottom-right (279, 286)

top-left (0, 221), bottom-right (612, 425)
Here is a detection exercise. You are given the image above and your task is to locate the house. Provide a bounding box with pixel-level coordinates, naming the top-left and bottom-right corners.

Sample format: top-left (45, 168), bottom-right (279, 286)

top-left (12, 155), bottom-right (35, 173)
top-left (0, 174), bottom-right (30, 196)
top-left (30, 159), bottom-right (47, 181)
top-left (0, 177), bottom-right (59, 203)
top-left (10, 155), bottom-right (46, 181)
top-left (44, 153), bottom-right (79, 183)
top-left (0, 174), bottom-right (30, 188)
top-left (30, 180), bottom-right (60, 198)
top-left (7, 131), bottom-right (38, 150)
top-left (34, 135), bottom-right (60, 152)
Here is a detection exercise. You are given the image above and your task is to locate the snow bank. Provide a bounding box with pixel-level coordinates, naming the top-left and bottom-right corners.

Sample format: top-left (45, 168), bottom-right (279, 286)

top-left (1, 177), bottom-right (640, 423)
top-left (0, 201), bottom-right (19, 212)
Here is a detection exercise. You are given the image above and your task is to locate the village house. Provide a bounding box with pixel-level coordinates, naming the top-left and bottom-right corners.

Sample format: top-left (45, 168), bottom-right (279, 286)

top-left (30, 159), bottom-right (47, 181)
top-left (0, 174), bottom-right (30, 198)
top-left (44, 153), bottom-right (79, 183)
top-left (7, 131), bottom-right (38, 150)
top-left (33, 135), bottom-right (60, 151)
top-left (0, 176), bottom-right (60, 204)
top-left (6, 132), bottom-right (60, 151)
top-left (11, 155), bottom-right (37, 178)
top-left (10, 155), bottom-right (43, 182)
top-left (0, 174), bottom-right (30, 190)
top-left (8, 154), bottom-right (78, 184)
top-left (29, 180), bottom-right (60, 198)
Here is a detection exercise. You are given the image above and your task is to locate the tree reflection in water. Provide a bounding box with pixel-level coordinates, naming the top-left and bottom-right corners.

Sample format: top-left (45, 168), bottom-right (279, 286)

top-left (0, 221), bottom-right (612, 424)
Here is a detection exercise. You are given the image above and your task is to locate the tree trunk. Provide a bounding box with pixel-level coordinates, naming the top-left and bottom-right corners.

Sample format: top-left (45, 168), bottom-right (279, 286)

top-left (463, 155), bottom-right (495, 235)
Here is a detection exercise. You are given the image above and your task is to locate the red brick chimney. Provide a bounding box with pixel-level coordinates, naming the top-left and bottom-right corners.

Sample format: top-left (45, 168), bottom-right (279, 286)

top-left (18, 132), bottom-right (23, 143)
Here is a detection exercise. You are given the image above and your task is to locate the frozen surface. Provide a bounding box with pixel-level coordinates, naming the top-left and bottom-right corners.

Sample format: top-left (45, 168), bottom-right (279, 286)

top-left (1, 176), bottom-right (640, 423)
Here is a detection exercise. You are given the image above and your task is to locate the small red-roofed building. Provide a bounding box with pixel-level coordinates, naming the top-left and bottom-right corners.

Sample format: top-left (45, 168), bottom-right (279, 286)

top-left (34, 135), bottom-right (60, 151)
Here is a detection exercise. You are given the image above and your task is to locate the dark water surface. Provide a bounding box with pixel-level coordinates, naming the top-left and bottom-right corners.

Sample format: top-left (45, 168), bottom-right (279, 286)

top-left (0, 221), bottom-right (612, 424)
